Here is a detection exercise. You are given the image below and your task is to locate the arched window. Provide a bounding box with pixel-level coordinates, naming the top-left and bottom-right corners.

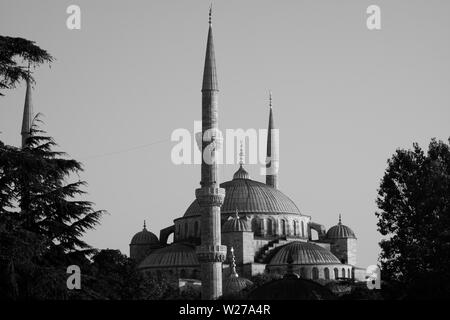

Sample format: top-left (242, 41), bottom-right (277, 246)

top-left (281, 219), bottom-right (287, 235)
top-left (301, 221), bottom-right (305, 237)
top-left (267, 218), bottom-right (274, 235)
top-left (347, 269), bottom-right (351, 279)
top-left (324, 268), bottom-right (330, 280)
top-left (252, 218), bottom-right (262, 236)
top-left (342, 268), bottom-right (346, 278)
top-left (293, 221), bottom-right (298, 236)
top-left (312, 267), bottom-right (319, 280)
top-left (334, 268), bottom-right (339, 279)
top-left (180, 269), bottom-right (187, 278)
top-left (194, 221), bottom-right (199, 237)
top-left (184, 223), bottom-right (188, 238)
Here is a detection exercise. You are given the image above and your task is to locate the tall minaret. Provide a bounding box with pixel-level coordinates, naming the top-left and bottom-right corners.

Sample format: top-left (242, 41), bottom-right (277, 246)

top-left (266, 91), bottom-right (279, 188)
top-left (195, 6), bottom-right (227, 300)
top-left (21, 76), bottom-right (34, 148)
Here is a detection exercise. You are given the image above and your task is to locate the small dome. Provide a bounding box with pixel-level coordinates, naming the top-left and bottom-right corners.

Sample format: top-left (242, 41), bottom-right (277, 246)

top-left (224, 276), bottom-right (253, 296)
top-left (138, 243), bottom-right (199, 269)
top-left (222, 210), bottom-right (251, 233)
top-left (233, 165), bottom-right (250, 180)
top-left (269, 241), bottom-right (340, 266)
top-left (326, 216), bottom-right (356, 239)
top-left (130, 222), bottom-right (159, 245)
top-left (223, 246), bottom-right (253, 297)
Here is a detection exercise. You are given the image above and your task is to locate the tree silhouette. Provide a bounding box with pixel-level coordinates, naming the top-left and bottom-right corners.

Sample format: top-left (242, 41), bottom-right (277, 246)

top-left (0, 36), bottom-right (54, 96)
top-left (376, 138), bottom-right (450, 298)
top-left (0, 118), bottom-right (105, 299)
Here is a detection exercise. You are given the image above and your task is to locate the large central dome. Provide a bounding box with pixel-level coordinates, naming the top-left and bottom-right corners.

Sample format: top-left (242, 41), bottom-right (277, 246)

top-left (184, 177), bottom-right (301, 217)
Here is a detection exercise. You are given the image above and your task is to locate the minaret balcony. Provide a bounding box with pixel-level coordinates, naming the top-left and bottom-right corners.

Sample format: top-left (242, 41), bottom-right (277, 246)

top-left (196, 244), bottom-right (227, 263)
top-left (195, 187), bottom-right (225, 207)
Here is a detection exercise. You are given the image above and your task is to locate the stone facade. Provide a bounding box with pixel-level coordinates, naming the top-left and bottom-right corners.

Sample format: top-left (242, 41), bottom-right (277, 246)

top-left (329, 238), bottom-right (357, 265)
top-left (222, 231), bottom-right (254, 265)
top-left (267, 264), bottom-right (353, 281)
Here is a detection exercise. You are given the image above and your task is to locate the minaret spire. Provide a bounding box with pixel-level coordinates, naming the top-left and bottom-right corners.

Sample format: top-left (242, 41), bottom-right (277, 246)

top-left (269, 90), bottom-right (273, 109)
top-left (202, 5), bottom-right (218, 92)
top-left (209, 4), bottom-right (212, 25)
top-left (21, 68), bottom-right (34, 148)
top-left (196, 6), bottom-right (226, 300)
top-left (266, 91), bottom-right (279, 189)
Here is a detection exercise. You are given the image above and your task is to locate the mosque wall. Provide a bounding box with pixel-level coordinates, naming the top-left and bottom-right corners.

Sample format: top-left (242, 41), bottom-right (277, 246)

top-left (222, 231), bottom-right (255, 265)
top-left (330, 238), bottom-right (357, 266)
top-left (174, 214), bottom-right (311, 243)
top-left (267, 264), bottom-right (353, 281)
top-left (242, 263), bottom-right (267, 278)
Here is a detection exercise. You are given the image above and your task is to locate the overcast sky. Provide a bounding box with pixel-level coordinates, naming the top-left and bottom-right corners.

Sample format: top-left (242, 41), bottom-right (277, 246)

top-left (1, 0), bottom-right (449, 268)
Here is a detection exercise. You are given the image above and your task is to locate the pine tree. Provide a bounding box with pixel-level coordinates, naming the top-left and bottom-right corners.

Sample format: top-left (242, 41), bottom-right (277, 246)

top-left (0, 118), bottom-right (105, 299)
top-left (0, 35), bottom-right (53, 96)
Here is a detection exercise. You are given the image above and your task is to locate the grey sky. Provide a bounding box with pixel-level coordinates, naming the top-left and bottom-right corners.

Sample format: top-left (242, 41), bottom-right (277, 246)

top-left (1, 0), bottom-right (449, 268)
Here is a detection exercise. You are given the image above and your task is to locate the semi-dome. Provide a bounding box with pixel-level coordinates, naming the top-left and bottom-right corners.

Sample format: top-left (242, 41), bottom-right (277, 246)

top-left (138, 243), bottom-right (199, 269)
top-left (130, 222), bottom-right (159, 245)
top-left (222, 210), bottom-right (251, 233)
top-left (326, 215), bottom-right (356, 239)
top-left (269, 241), bottom-right (341, 266)
top-left (184, 177), bottom-right (301, 217)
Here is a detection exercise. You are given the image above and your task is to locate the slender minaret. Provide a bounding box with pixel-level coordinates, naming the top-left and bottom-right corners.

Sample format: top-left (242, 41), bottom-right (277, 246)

top-left (21, 76), bottom-right (34, 148)
top-left (195, 6), bottom-right (227, 300)
top-left (266, 91), bottom-right (279, 188)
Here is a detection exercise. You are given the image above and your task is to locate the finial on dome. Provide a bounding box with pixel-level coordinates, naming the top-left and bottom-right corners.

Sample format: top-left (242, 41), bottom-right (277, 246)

top-left (209, 3), bottom-right (212, 25)
top-left (230, 247), bottom-right (238, 277)
top-left (239, 140), bottom-right (244, 166)
top-left (235, 208), bottom-right (240, 219)
top-left (338, 214), bottom-right (342, 224)
top-left (143, 220), bottom-right (147, 230)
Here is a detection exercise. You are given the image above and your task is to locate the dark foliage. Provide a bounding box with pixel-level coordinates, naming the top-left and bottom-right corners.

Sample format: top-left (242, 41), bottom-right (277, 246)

top-left (0, 119), bottom-right (105, 299)
top-left (0, 36), bottom-right (54, 96)
top-left (376, 138), bottom-right (450, 299)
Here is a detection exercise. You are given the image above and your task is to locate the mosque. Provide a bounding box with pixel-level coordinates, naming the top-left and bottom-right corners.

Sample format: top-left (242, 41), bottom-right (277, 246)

top-left (128, 8), bottom-right (364, 299)
top-left (11, 4), bottom-right (367, 300)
